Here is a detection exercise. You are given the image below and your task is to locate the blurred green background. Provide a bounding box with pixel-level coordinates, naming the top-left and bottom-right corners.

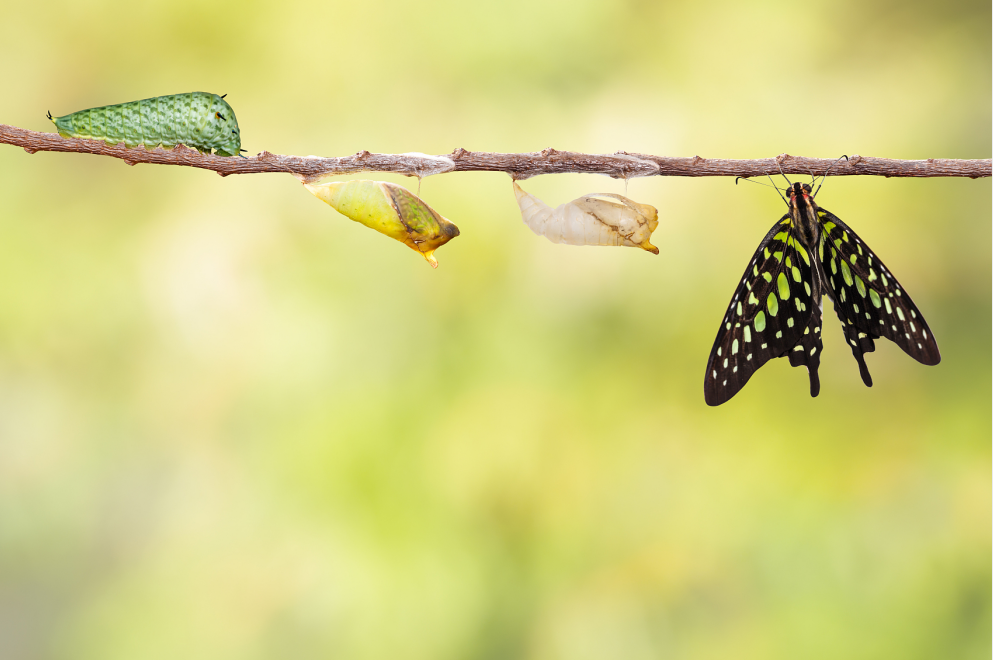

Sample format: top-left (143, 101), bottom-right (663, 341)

top-left (0, 1), bottom-right (989, 658)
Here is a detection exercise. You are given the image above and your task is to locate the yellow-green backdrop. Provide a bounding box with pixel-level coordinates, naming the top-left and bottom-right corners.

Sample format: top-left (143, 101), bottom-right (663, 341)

top-left (0, 2), bottom-right (989, 659)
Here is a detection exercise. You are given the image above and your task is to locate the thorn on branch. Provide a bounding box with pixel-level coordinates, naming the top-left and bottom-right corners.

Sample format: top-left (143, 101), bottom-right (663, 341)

top-left (23, 147), bottom-right (36, 155)
top-left (541, 148), bottom-right (557, 157)
top-left (452, 148), bottom-right (468, 159)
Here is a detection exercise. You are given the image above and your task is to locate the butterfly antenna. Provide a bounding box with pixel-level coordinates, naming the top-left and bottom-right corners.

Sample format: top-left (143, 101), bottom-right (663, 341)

top-left (736, 176), bottom-right (780, 191)
top-left (812, 155), bottom-right (849, 198)
top-left (46, 110), bottom-right (52, 121)
top-left (221, 94), bottom-right (228, 99)
top-left (737, 174), bottom-right (788, 204)
top-left (765, 175), bottom-right (789, 206)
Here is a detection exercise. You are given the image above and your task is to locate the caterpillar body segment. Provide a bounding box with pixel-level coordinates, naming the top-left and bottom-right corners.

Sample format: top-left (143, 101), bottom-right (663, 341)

top-left (50, 92), bottom-right (242, 157)
top-left (305, 180), bottom-right (460, 268)
top-left (512, 181), bottom-right (659, 254)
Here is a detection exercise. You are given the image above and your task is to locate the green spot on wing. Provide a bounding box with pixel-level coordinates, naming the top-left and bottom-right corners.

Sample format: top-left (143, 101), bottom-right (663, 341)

top-left (777, 272), bottom-right (790, 300)
top-left (840, 260), bottom-right (853, 286)
top-left (754, 311), bottom-right (766, 332)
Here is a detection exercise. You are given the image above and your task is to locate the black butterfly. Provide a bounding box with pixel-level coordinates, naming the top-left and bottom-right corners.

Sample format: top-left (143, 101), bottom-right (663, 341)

top-left (704, 179), bottom-right (940, 406)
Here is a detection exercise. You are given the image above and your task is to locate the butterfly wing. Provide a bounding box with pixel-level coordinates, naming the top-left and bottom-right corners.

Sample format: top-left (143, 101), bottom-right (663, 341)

top-left (704, 215), bottom-right (823, 406)
top-left (816, 208), bottom-right (940, 386)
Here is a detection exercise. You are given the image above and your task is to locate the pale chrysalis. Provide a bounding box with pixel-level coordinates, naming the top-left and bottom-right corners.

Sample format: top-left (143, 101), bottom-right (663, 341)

top-left (305, 180), bottom-right (460, 268)
top-left (512, 181), bottom-right (659, 254)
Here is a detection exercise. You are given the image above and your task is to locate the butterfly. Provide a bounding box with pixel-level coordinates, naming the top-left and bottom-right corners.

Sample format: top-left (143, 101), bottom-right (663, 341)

top-left (704, 177), bottom-right (940, 406)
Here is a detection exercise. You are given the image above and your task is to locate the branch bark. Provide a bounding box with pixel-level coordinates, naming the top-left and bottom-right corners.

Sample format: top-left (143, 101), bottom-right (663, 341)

top-left (2, 123), bottom-right (990, 182)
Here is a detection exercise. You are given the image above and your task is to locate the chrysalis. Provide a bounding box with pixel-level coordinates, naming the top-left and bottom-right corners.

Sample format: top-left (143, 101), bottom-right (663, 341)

top-left (305, 180), bottom-right (460, 268)
top-left (512, 181), bottom-right (659, 254)
top-left (49, 92), bottom-right (242, 156)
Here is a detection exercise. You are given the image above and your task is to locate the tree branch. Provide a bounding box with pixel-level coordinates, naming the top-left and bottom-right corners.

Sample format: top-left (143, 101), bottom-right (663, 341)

top-left (2, 123), bottom-right (990, 182)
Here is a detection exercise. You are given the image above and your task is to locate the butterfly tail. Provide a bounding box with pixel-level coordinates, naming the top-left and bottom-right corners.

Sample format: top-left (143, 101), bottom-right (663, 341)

top-left (786, 306), bottom-right (824, 398)
top-left (839, 322), bottom-right (876, 387)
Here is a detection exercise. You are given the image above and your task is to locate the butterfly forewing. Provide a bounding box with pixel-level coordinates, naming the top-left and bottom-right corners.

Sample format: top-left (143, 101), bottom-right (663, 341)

top-left (816, 208), bottom-right (940, 385)
top-left (704, 215), bottom-right (821, 406)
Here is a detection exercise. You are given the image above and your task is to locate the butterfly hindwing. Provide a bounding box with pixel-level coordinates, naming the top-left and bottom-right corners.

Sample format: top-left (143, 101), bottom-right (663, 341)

top-left (704, 215), bottom-right (820, 406)
top-left (816, 208), bottom-right (940, 386)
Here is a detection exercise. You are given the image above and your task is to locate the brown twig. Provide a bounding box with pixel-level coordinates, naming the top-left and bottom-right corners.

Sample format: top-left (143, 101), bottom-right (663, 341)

top-left (2, 123), bottom-right (990, 182)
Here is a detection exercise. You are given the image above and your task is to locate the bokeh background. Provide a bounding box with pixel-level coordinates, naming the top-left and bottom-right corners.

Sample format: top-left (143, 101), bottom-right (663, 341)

top-left (0, 1), bottom-right (989, 658)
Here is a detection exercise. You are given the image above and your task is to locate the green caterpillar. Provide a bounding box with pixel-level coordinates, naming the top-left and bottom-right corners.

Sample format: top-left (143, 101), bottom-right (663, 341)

top-left (49, 92), bottom-right (242, 157)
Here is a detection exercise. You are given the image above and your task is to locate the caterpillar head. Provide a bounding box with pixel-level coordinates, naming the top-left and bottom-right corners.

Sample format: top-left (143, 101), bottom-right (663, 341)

top-left (208, 95), bottom-right (241, 157)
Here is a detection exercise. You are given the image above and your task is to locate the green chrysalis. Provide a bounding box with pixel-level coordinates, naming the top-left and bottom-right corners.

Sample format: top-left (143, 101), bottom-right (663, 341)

top-left (49, 92), bottom-right (242, 157)
top-left (305, 180), bottom-right (460, 268)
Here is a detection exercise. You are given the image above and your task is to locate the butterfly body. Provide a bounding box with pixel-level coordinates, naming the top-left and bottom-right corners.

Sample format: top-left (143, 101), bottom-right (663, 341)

top-left (704, 181), bottom-right (939, 406)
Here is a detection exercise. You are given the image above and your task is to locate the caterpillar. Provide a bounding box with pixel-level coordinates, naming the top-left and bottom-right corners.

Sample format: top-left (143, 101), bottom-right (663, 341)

top-left (512, 181), bottom-right (659, 254)
top-left (304, 180), bottom-right (460, 268)
top-left (49, 92), bottom-right (242, 157)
